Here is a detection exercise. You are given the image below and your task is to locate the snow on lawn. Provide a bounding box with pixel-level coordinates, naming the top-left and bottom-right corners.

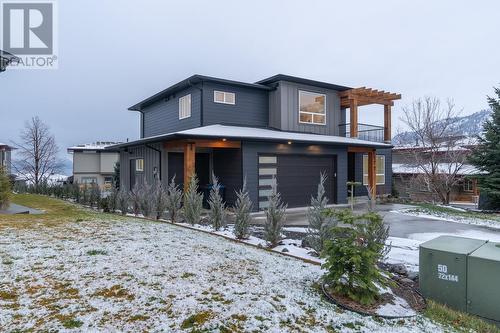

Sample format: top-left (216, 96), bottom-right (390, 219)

top-left (0, 218), bottom-right (445, 332)
top-left (391, 208), bottom-right (500, 229)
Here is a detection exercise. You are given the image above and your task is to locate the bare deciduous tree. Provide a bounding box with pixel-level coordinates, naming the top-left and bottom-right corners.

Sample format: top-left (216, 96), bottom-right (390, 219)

top-left (398, 97), bottom-right (471, 204)
top-left (12, 117), bottom-right (61, 188)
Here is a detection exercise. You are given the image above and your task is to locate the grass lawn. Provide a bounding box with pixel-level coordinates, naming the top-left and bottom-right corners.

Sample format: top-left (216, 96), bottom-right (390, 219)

top-left (415, 203), bottom-right (500, 221)
top-left (0, 194), bottom-right (496, 332)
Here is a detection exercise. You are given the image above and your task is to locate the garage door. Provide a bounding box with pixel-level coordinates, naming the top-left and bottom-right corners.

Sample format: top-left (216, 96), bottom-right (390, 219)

top-left (277, 155), bottom-right (335, 208)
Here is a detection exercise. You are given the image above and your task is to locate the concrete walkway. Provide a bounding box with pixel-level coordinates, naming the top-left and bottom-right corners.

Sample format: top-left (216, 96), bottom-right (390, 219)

top-left (250, 202), bottom-right (500, 239)
top-left (0, 203), bottom-right (43, 215)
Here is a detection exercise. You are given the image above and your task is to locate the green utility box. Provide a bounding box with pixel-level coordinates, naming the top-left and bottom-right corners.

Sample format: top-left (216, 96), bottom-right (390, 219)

top-left (467, 241), bottom-right (500, 324)
top-left (419, 236), bottom-right (487, 312)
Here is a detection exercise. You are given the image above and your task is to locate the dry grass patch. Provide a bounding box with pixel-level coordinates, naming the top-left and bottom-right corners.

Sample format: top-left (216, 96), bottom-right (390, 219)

top-left (93, 284), bottom-right (135, 301)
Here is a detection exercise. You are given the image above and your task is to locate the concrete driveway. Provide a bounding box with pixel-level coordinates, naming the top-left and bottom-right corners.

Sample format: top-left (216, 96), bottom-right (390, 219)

top-left (251, 202), bottom-right (500, 239)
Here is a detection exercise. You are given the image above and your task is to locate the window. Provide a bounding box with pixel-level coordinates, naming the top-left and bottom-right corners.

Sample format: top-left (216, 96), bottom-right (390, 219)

top-left (81, 177), bottom-right (97, 184)
top-left (463, 179), bottom-right (474, 192)
top-left (363, 155), bottom-right (385, 185)
top-left (135, 158), bottom-right (144, 172)
top-left (104, 176), bottom-right (113, 190)
top-left (299, 90), bottom-right (326, 125)
top-left (179, 94), bottom-right (191, 119)
top-left (214, 91), bottom-right (235, 105)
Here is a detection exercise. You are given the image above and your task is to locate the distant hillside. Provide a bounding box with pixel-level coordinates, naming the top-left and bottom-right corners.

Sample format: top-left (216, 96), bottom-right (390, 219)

top-left (392, 109), bottom-right (491, 145)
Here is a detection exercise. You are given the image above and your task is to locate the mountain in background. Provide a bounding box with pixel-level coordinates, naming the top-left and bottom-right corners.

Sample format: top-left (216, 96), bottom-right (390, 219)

top-left (392, 109), bottom-right (492, 145)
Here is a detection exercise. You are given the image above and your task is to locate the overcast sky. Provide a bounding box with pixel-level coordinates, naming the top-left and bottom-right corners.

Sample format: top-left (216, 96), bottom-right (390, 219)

top-left (1, 0), bottom-right (499, 168)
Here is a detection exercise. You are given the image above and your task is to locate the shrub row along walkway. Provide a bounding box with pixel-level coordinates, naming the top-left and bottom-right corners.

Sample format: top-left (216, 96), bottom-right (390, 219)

top-left (0, 214), bottom-right (446, 332)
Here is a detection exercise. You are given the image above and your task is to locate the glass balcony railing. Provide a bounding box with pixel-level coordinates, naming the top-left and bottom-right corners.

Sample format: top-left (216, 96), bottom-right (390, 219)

top-left (339, 123), bottom-right (385, 143)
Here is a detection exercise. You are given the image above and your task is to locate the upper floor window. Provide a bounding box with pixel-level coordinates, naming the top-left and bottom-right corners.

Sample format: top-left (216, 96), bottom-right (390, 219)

top-left (299, 90), bottom-right (326, 125)
top-left (214, 91), bottom-right (235, 105)
top-left (362, 155), bottom-right (385, 185)
top-left (179, 94), bottom-right (191, 119)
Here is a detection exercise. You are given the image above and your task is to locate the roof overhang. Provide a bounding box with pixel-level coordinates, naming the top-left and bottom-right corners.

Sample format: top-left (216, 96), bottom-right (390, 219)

top-left (106, 125), bottom-right (392, 150)
top-left (128, 75), bottom-right (272, 111)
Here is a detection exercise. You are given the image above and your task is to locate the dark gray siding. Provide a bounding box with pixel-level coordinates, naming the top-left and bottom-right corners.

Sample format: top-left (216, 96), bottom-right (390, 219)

top-left (354, 148), bottom-right (392, 196)
top-left (119, 143), bottom-right (164, 190)
top-left (242, 141), bottom-right (348, 211)
top-left (142, 87), bottom-right (201, 138)
top-left (269, 81), bottom-right (342, 136)
top-left (202, 82), bottom-right (269, 127)
top-left (213, 148), bottom-right (242, 206)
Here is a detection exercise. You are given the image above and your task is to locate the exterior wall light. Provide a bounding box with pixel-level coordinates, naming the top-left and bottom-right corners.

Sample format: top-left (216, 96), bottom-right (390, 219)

top-left (287, 141), bottom-right (292, 145)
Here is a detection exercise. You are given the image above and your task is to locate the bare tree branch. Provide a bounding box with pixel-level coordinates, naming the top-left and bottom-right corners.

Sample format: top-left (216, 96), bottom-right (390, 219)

top-left (399, 97), bottom-right (472, 204)
top-left (11, 116), bottom-right (62, 188)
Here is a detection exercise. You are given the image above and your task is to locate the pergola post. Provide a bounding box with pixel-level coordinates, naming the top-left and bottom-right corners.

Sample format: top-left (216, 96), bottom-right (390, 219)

top-left (384, 104), bottom-right (392, 142)
top-left (367, 150), bottom-right (377, 202)
top-left (350, 99), bottom-right (358, 138)
top-left (184, 142), bottom-right (196, 191)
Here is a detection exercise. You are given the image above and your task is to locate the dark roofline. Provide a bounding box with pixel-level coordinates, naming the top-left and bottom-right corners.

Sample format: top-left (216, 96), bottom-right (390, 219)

top-left (128, 74), bottom-right (272, 111)
top-left (256, 74), bottom-right (352, 92)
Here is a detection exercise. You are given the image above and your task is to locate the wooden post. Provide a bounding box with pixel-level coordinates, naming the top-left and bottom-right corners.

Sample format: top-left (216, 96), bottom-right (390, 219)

top-left (384, 104), bottom-right (392, 142)
top-left (368, 150), bottom-right (377, 203)
top-left (184, 142), bottom-right (196, 191)
top-left (473, 178), bottom-right (479, 196)
top-left (350, 99), bottom-right (358, 138)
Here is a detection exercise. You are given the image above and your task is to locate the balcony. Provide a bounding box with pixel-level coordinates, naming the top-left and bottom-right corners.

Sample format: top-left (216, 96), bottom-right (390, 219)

top-left (339, 123), bottom-right (385, 143)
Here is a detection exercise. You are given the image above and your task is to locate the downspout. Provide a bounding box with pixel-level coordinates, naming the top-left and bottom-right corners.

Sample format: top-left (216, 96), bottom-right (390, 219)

top-left (146, 144), bottom-right (162, 181)
top-left (187, 79), bottom-right (204, 126)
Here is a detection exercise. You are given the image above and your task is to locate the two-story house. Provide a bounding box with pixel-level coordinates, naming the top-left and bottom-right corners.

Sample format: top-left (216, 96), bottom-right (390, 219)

top-left (0, 143), bottom-right (14, 175)
top-left (68, 142), bottom-right (121, 190)
top-left (109, 75), bottom-right (400, 210)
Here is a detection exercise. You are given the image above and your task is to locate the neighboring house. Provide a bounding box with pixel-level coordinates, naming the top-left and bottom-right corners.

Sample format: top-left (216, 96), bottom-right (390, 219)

top-left (0, 50), bottom-right (19, 72)
top-left (392, 142), bottom-right (480, 203)
top-left (68, 142), bottom-right (121, 190)
top-left (0, 143), bottom-right (14, 175)
top-left (108, 74), bottom-right (400, 210)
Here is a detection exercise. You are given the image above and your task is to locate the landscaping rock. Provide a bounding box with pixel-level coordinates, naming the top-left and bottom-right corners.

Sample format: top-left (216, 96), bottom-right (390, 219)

top-left (407, 271), bottom-right (419, 281)
top-left (389, 264), bottom-right (408, 276)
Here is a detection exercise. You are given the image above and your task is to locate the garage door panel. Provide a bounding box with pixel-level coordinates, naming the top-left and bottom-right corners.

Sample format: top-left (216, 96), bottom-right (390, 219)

top-left (277, 155), bottom-right (335, 208)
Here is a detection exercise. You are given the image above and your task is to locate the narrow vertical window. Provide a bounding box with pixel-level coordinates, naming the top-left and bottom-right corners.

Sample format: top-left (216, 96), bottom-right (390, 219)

top-left (363, 155), bottom-right (385, 185)
top-left (179, 94), bottom-right (192, 119)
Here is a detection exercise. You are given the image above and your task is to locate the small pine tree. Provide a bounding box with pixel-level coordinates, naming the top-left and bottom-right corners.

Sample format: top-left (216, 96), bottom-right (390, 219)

top-left (139, 181), bottom-right (155, 218)
top-left (112, 161), bottom-right (120, 189)
top-left (306, 172), bottom-right (335, 254)
top-left (89, 182), bottom-right (101, 208)
top-left (208, 173), bottom-right (226, 231)
top-left (263, 178), bottom-right (287, 247)
top-left (468, 87), bottom-right (500, 209)
top-left (153, 181), bottom-right (168, 220)
top-left (233, 179), bottom-right (252, 239)
top-left (0, 166), bottom-right (11, 210)
top-left (183, 174), bottom-right (203, 225)
top-left (107, 186), bottom-right (118, 212)
top-left (165, 176), bottom-right (182, 223)
top-left (116, 187), bottom-right (130, 215)
top-left (322, 210), bottom-right (390, 305)
top-left (130, 183), bottom-right (142, 216)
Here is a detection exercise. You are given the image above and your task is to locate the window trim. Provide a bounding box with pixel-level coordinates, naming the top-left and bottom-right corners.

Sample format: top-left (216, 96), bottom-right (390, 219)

top-left (178, 94), bottom-right (192, 120)
top-left (463, 178), bottom-right (474, 192)
top-left (213, 90), bottom-right (236, 105)
top-left (135, 158), bottom-right (144, 172)
top-left (298, 90), bottom-right (327, 126)
top-left (362, 155), bottom-right (385, 185)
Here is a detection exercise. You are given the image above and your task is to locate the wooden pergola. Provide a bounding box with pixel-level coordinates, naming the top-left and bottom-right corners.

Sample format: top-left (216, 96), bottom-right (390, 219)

top-left (341, 87), bottom-right (401, 200)
top-left (339, 87), bottom-right (401, 142)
